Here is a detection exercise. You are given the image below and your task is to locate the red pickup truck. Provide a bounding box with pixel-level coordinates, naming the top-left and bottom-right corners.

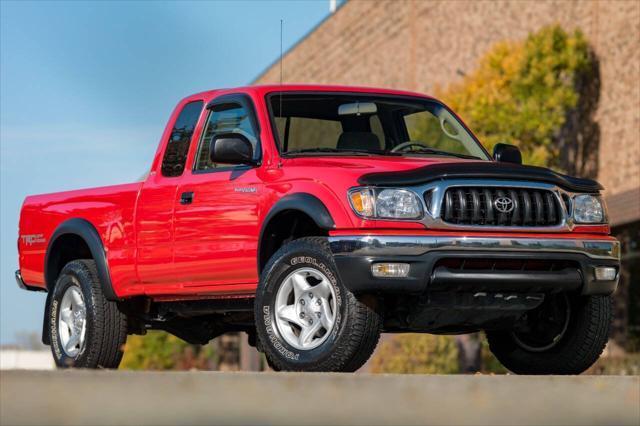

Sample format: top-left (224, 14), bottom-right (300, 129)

top-left (17, 85), bottom-right (619, 373)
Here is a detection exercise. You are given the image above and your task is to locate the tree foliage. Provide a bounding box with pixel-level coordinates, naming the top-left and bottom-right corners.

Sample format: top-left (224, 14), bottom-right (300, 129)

top-left (370, 334), bottom-right (459, 374)
top-left (369, 334), bottom-right (507, 374)
top-left (438, 25), bottom-right (594, 170)
top-left (120, 331), bottom-right (217, 370)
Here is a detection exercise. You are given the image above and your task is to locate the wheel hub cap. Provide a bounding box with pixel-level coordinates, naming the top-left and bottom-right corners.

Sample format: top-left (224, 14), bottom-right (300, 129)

top-left (58, 286), bottom-right (87, 357)
top-left (274, 267), bottom-right (337, 350)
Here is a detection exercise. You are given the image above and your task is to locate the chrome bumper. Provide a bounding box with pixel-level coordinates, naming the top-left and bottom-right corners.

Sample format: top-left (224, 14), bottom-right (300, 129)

top-left (328, 236), bottom-right (620, 261)
top-left (15, 270), bottom-right (28, 290)
top-left (328, 235), bottom-right (620, 296)
top-left (15, 269), bottom-right (46, 292)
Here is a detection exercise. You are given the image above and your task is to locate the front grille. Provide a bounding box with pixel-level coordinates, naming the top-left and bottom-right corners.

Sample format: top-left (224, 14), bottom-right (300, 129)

top-left (439, 187), bottom-right (563, 227)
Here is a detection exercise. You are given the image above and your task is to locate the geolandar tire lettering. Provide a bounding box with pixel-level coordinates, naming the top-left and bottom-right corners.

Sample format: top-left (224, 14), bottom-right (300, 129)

top-left (255, 237), bottom-right (381, 372)
top-left (262, 305), bottom-right (299, 361)
top-left (50, 299), bottom-right (62, 360)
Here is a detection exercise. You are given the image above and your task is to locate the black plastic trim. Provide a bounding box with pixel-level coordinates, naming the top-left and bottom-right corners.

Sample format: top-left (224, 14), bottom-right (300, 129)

top-left (358, 161), bottom-right (603, 193)
top-left (429, 266), bottom-right (582, 293)
top-left (258, 193), bottom-right (336, 271)
top-left (45, 218), bottom-right (118, 301)
top-left (42, 292), bottom-right (53, 345)
top-left (206, 93), bottom-right (261, 134)
top-left (332, 250), bottom-right (618, 296)
top-left (262, 193), bottom-right (335, 231)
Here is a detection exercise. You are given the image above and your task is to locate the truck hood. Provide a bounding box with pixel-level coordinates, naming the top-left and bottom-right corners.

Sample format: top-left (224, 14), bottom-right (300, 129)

top-left (282, 156), bottom-right (602, 193)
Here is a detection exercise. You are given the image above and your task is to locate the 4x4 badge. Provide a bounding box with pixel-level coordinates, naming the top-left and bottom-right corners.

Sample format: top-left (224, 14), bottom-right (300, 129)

top-left (494, 197), bottom-right (515, 213)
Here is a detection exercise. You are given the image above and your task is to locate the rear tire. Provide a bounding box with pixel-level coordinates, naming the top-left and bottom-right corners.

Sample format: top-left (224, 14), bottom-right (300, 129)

top-left (49, 260), bottom-right (127, 369)
top-left (255, 237), bottom-right (381, 372)
top-left (486, 294), bottom-right (612, 375)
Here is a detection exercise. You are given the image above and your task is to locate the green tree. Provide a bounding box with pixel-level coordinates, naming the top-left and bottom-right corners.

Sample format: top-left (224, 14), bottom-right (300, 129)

top-left (370, 334), bottom-right (459, 374)
top-left (436, 25), bottom-right (594, 171)
top-left (120, 331), bottom-right (217, 370)
top-left (369, 334), bottom-right (506, 374)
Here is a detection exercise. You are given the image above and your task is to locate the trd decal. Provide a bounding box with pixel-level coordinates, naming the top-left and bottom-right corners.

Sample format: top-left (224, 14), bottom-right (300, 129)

top-left (21, 234), bottom-right (45, 245)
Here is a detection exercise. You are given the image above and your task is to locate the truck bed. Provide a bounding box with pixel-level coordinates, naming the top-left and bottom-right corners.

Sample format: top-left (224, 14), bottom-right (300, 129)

top-left (18, 182), bottom-right (143, 290)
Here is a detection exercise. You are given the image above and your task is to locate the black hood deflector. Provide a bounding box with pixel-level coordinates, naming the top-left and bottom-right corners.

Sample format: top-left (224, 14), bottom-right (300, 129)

top-left (358, 161), bottom-right (602, 193)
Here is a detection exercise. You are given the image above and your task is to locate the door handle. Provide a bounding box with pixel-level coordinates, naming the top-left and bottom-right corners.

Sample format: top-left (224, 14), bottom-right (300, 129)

top-left (180, 191), bottom-right (194, 205)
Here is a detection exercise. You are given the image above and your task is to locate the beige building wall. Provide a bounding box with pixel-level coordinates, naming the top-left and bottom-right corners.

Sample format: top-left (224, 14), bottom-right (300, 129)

top-left (255, 0), bottom-right (640, 225)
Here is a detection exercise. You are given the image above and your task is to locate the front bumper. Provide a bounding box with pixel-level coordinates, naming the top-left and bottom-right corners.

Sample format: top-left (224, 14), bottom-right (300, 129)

top-left (328, 236), bottom-right (620, 296)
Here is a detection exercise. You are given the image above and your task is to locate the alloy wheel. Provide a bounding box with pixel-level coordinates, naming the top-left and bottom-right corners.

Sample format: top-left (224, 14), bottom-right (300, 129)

top-left (274, 267), bottom-right (337, 350)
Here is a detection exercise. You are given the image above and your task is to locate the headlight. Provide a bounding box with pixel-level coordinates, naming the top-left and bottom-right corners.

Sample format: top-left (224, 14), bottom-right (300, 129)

top-left (348, 187), bottom-right (423, 219)
top-left (573, 194), bottom-right (605, 223)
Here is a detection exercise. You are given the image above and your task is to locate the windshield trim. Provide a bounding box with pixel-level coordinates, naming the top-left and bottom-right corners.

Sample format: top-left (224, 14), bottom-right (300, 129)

top-left (264, 91), bottom-right (491, 161)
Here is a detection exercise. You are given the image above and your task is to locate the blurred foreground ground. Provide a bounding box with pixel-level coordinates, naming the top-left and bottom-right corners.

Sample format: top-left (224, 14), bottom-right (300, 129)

top-left (1, 371), bottom-right (638, 426)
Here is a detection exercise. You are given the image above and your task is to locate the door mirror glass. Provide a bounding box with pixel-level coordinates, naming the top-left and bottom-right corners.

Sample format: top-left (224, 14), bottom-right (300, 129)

top-left (493, 143), bottom-right (522, 164)
top-left (209, 133), bottom-right (255, 165)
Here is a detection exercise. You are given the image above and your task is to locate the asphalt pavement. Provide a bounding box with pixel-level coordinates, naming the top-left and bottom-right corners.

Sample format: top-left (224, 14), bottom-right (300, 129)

top-left (1, 371), bottom-right (638, 425)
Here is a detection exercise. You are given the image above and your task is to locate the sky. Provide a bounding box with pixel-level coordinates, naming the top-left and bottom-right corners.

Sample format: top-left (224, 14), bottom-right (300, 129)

top-left (0, 0), bottom-right (337, 344)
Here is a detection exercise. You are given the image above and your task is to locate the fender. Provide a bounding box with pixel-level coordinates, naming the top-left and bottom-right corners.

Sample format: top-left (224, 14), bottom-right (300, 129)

top-left (44, 218), bottom-right (118, 301)
top-left (258, 193), bottom-right (336, 270)
top-left (263, 193), bottom-right (335, 230)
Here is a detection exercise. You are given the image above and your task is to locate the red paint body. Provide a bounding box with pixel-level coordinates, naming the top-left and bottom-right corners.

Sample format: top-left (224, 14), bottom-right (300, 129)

top-left (17, 85), bottom-right (614, 300)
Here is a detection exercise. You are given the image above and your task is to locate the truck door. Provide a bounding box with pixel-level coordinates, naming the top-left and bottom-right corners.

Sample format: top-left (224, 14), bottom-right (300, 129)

top-left (173, 94), bottom-right (262, 289)
top-left (135, 100), bottom-right (204, 288)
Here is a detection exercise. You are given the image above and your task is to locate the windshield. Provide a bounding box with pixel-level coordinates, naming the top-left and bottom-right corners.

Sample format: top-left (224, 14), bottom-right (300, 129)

top-left (268, 93), bottom-right (489, 160)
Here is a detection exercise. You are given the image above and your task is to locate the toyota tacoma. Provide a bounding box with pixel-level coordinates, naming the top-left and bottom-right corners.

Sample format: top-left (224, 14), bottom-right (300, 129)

top-left (17, 85), bottom-right (619, 373)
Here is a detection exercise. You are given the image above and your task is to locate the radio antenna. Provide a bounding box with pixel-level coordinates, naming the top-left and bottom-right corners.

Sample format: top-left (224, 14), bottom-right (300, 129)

top-left (279, 19), bottom-right (284, 118)
top-left (280, 19), bottom-right (284, 86)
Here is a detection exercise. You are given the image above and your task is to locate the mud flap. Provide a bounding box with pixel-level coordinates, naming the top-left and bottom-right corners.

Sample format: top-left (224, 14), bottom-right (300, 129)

top-left (41, 291), bottom-right (53, 345)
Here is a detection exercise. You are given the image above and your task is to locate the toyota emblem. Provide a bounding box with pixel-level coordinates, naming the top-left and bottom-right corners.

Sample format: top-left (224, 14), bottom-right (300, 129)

top-left (494, 197), bottom-right (515, 214)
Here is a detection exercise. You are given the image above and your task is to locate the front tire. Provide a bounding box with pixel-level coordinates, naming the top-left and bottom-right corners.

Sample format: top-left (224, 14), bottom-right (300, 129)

top-left (255, 237), bottom-right (381, 372)
top-left (486, 293), bottom-right (612, 375)
top-left (49, 260), bottom-right (127, 369)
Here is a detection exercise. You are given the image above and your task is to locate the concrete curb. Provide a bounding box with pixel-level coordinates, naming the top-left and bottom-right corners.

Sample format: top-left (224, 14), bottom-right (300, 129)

top-left (1, 371), bottom-right (638, 425)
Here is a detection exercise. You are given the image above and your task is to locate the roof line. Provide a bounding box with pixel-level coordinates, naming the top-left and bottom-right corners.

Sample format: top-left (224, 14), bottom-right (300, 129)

top-left (250, 0), bottom-right (349, 84)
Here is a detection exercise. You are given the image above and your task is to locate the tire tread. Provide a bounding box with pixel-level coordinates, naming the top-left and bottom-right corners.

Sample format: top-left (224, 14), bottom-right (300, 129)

top-left (487, 295), bottom-right (612, 375)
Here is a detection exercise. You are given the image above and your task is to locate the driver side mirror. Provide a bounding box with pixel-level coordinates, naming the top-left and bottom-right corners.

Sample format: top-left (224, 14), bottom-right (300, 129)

top-left (493, 143), bottom-right (522, 164)
top-left (210, 133), bottom-right (256, 165)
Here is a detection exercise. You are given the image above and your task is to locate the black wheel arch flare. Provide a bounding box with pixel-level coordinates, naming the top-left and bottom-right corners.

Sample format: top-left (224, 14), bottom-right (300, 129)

top-left (45, 218), bottom-right (117, 301)
top-left (258, 193), bottom-right (336, 272)
top-left (42, 218), bottom-right (117, 346)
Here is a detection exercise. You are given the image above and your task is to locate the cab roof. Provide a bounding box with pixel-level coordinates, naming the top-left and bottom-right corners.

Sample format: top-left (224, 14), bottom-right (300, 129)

top-left (183, 84), bottom-right (436, 103)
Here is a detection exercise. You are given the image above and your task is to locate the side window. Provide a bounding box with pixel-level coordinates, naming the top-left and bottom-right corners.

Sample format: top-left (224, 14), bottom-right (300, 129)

top-left (195, 102), bottom-right (258, 171)
top-left (161, 101), bottom-right (203, 177)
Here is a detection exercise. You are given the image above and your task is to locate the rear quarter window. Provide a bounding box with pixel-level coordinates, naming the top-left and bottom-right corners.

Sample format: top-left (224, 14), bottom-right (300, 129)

top-left (161, 101), bottom-right (203, 177)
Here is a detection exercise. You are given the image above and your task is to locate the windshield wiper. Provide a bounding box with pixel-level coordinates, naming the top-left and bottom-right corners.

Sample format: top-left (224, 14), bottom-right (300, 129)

top-left (403, 147), bottom-right (482, 160)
